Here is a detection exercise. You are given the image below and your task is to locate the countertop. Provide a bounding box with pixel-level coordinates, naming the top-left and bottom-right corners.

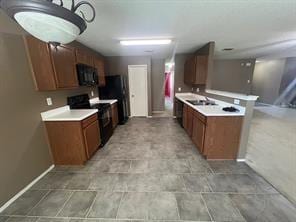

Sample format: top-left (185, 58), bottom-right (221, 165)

top-left (205, 89), bottom-right (259, 101)
top-left (41, 106), bottom-right (98, 121)
top-left (89, 97), bottom-right (118, 105)
top-left (175, 93), bottom-right (245, 117)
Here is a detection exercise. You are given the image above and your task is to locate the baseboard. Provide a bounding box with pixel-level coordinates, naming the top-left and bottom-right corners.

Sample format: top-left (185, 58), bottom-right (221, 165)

top-left (0, 164), bottom-right (54, 213)
top-left (236, 159), bottom-right (246, 162)
top-left (147, 116), bottom-right (153, 118)
top-left (152, 111), bottom-right (165, 114)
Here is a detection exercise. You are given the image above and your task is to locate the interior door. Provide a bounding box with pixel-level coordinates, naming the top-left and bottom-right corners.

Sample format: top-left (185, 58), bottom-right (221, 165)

top-left (128, 65), bottom-right (148, 116)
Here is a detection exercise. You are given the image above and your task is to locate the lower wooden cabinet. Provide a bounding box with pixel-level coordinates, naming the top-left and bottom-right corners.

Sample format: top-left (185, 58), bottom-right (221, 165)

top-left (186, 106), bottom-right (194, 137)
top-left (192, 114), bottom-right (206, 153)
top-left (183, 104), bottom-right (243, 160)
top-left (45, 114), bottom-right (101, 165)
top-left (183, 104), bottom-right (194, 137)
top-left (83, 119), bottom-right (101, 159)
top-left (183, 105), bottom-right (188, 129)
top-left (111, 102), bottom-right (119, 129)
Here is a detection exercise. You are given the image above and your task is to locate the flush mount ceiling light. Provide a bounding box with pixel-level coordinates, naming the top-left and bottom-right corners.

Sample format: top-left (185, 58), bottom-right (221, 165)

top-left (0, 0), bottom-right (96, 45)
top-left (222, 48), bottom-right (234, 51)
top-left (120, 39), bottom-right (172, 46)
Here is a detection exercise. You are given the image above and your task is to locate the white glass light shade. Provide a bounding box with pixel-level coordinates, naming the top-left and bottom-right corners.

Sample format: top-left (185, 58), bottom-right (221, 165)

top-left (14, 11), bottom-right (80, 44)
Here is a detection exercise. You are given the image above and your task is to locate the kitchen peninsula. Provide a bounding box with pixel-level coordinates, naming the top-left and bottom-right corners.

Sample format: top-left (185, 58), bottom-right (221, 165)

top-left (175, 93), bottom-right (245, 159)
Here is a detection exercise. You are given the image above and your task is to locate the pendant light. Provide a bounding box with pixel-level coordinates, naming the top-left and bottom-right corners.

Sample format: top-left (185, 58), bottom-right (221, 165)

top-left (0, 0), bottom-right (96, 45)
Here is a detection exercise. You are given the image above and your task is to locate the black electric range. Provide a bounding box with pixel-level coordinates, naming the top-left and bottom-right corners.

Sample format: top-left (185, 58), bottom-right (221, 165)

top-left (67, 94), bottom-right (113, 147)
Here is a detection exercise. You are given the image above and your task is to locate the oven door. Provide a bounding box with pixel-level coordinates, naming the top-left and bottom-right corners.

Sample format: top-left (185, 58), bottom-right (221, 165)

top-left (101, 108), bottom-right (111, 127)
top-left (99, 107), bottom-right (114, 146)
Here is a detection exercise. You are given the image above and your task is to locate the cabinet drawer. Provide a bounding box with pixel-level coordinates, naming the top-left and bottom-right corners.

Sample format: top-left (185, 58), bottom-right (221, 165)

top-left (193, 110), bottom-right (206, 123)
top-left (82, 114), bottom-right (98, 128)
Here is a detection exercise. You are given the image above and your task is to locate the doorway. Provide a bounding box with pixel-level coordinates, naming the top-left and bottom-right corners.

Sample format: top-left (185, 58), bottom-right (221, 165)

top-left (164, 62), bottom-right (175, 116)
top-left (128, 65), bottom-right (148, 117)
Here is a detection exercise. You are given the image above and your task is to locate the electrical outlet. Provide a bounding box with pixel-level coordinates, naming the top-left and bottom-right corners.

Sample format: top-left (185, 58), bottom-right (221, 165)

top-left (46, 98), bottom-right (53, 106)
top-left (178, 87), bottom-right (182, 92)
top-left (91, 90), bottom-right (94, 97)
top-left (196, 88), bottom-right (200, 93)
top-left (234, 99), bottom-right (240, 105)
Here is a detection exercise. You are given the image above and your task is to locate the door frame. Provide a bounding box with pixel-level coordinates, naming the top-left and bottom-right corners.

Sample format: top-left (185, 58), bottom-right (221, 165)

top-left (128, 65), bottom-right (148, 117)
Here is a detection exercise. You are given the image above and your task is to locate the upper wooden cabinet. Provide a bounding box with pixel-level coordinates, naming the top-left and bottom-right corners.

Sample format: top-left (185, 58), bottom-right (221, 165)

top-left (76, 48), bottom-right (93, 66)
top-left (184, 55), bottom-right (208, 85)
top-left (24, 36), bottom-right (79, 90)
top-left (50, 44), bottom-right (78, 88)
top-left (24, 35), bottom-right (106, 91)
top-left (24, 36), bottom-right (57, 90)
top-left (93, 56), bottom-right (106, 87)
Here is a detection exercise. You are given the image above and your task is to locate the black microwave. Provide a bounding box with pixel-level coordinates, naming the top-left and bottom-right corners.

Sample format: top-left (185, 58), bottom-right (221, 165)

top-left (76, 64), bottom-right (98, 86)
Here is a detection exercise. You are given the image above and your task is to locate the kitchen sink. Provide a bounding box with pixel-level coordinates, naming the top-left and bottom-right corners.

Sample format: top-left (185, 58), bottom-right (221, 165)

top-left (186, 99), bottom-right (217, 106)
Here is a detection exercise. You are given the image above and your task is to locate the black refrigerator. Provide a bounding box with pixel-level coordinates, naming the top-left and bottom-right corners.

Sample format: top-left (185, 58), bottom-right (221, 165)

top-left (99, 75), bottom-right (129, 124)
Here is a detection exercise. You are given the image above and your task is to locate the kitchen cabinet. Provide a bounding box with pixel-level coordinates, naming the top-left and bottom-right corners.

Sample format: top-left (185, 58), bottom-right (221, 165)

top-left (83, 117), bottom-right (101, 158)
top-left (76, 48), bottom-right (93, 66)
top-left (186, 106), bottom-right (194, 137)
top-left (181, 102), bottom-right (243, 159)
top-left (183, 104), bottom-right (188, 129)
top-left (192, 112), bottom-right (206, 153)
top-left (111, 102), bottom-right (119, 129)
top-left (183, 104), bottom-right (194, 137)
top-left (50, 44), bottom-right (78, 88)
top-left (24, 35), bottom-right (106, 91)
top-left (93, 56), bottom-right (106, 87)
top-left (203, 116), bottom-right (242, 159)
top-left (24, 36), bottom-right (79, 90)
top-left (45, 114), bottom-right (100, 165)
top-left (184, 55), bottom-right (208, 85)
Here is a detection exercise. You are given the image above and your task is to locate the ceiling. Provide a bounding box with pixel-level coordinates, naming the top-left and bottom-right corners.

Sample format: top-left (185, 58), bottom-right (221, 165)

top-left (3, 0), bottom-right (296, 59)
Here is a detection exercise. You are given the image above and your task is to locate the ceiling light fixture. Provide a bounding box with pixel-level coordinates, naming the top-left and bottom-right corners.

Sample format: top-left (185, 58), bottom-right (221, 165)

top-left (0, 0), bottom-right (96, 45)
top-left (222, 48), bottom-right (234, 51)
top-left (120, 39), bottom-right (172, 46)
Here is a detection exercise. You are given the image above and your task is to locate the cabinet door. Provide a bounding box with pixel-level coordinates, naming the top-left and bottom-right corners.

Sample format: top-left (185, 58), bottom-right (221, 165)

top-left (94, 57), bottom-right (106, 87)
top-left (192, 115), bottom-right (206, 153)
top-left (187, 107), bottom-right (193, 137)
top-left (183, 105), bottom-right (188, 129)
top-left (184, 55), bottom-right (196, 85)
top-left (76, 49), bottom-right (93, 66)
top-left (50, 45), bottom-right (79, 88)
top-left (195, 56), bottom-right (208, 84)
top-left (111, 103), bottom-right (119, 129)
top-left (83, 120), bottom-right (100, 159)
top-left (24, 36), bottom-right (57, 90)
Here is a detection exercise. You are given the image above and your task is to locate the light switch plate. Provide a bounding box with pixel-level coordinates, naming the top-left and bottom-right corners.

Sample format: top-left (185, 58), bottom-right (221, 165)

top-left (46, 98), bottom-right (53, 106)
top-left (234, 99), bottom-right (240, 105)
top-left (196, 88), bottom-right (200, 92)
top-left (178, 87), bottom-right (182, 92)
top-left (91, 90), bottom-right (94, 97)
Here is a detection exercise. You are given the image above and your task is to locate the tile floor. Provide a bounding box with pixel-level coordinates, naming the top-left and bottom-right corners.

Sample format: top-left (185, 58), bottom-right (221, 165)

top-left (1, 118), bottom-right (296, 222)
